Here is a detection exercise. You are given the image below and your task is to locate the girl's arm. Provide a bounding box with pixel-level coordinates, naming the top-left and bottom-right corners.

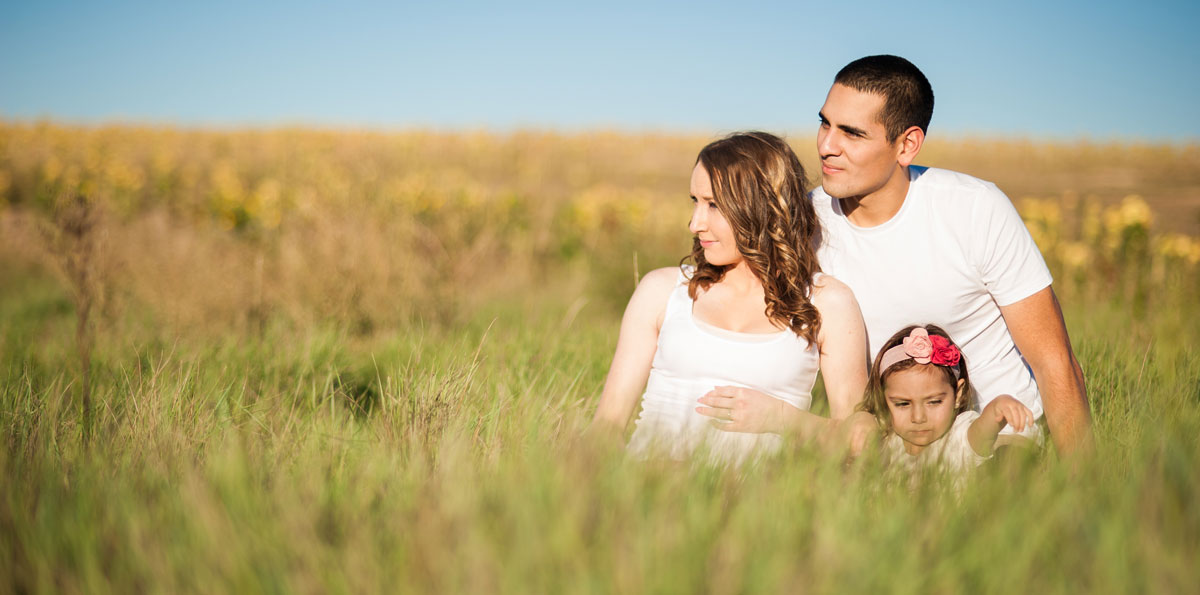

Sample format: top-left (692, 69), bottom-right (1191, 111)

top-left (967, 395), bottom-right (1036, 457)
top-left (590, 267), bottom-right (677, 434)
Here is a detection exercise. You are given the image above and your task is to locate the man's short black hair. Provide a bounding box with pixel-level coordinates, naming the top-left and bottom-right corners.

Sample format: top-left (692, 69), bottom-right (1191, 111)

top-left (834, 55), bottom-right (934, 142)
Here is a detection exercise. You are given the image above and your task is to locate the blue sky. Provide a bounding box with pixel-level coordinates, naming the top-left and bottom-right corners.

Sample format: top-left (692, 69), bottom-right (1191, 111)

top-left (2, 0), bottom-right (1198, 140)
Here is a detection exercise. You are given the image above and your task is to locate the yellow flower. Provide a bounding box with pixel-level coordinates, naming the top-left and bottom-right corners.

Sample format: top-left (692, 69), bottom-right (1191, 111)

top-left (1156, 234), bottom-right (1200, 266)
top-left (1057, 241), bottom-right (1093, 270)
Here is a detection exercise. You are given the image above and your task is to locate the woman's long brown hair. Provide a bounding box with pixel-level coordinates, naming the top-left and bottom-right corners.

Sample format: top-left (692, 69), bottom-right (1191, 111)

top-left (686, 132), bottom-right (822, 345)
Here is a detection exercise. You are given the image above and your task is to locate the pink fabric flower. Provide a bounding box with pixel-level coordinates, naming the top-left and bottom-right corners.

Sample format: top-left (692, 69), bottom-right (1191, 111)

top-left (929, 335), bottom-right (961, 367)
top-left (902, 328), bottom-right (933, 364)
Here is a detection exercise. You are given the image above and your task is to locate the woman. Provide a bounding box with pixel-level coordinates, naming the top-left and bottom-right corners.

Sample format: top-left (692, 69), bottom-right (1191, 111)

top-left (591, 132), bottom-right (869, 465)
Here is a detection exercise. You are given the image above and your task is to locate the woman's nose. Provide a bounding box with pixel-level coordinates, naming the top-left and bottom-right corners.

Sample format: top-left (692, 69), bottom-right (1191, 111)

top-left (689, 205), bottom-right (705, 233)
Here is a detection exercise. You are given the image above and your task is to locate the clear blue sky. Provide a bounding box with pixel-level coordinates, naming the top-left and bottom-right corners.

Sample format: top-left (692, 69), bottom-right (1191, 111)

top-left (2, 0), bottom-right (1198, 140)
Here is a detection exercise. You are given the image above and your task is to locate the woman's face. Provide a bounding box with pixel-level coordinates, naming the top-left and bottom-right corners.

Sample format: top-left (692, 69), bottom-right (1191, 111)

top-left (689, 162), bottom-right (741, 267)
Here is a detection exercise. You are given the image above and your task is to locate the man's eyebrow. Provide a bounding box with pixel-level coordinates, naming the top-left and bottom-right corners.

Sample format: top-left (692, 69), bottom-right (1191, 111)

top-left (838, 123), bottom-right (869, 137)
top-left (819, 111), bottom-right (869, 137)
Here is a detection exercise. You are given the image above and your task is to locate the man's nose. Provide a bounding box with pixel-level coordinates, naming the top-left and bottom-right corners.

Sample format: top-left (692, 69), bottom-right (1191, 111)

top-left (818, 129), bottom-right (839, 157)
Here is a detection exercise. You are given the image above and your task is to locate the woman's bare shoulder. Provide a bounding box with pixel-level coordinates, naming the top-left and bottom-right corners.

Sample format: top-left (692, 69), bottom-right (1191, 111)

top-left (634, 267), bottom-right (683, 299)
top-left (810, 273), bottom-right (861, 314)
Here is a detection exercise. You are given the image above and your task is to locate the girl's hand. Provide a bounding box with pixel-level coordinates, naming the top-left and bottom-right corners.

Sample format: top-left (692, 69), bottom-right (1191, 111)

top-left (696, 386), bottom-right (789, 434)
top-left (982, 394), bottom-right (1035, 433)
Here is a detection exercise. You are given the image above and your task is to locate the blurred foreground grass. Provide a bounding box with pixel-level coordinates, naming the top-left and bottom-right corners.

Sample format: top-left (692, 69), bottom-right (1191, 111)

top-left (2, 123), bottom-right (1199, 593)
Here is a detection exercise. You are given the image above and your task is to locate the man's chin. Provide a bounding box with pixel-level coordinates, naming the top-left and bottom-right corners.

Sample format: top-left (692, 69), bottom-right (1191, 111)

top-left (820, 178), bottom-right (847, 198)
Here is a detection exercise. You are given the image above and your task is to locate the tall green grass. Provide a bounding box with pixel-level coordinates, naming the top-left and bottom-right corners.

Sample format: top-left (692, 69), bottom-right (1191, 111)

top-left (2, 126), bottom-right (1199, 593)
top-left (2, 263), bottom-right (1198, 593)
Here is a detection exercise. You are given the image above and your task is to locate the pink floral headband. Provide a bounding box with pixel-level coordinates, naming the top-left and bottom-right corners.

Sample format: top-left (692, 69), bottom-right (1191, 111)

top-left (878, 327), bottom-right (962, 377)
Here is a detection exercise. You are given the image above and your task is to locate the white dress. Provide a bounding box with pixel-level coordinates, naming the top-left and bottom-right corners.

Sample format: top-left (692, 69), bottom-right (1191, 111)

top-left (882, 411), bottom-right (991, 489)
top-left (626, 267), bottom-right (821, 466)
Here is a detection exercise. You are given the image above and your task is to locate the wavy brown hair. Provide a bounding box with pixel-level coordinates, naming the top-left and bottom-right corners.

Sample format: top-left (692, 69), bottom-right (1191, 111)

top-left (859, 324), bottom-right (971, 431)
top-left (685, 132), bottom-right (822, 345)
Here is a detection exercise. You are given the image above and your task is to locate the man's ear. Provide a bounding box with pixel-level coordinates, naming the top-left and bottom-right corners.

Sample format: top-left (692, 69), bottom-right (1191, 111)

top-left (895, 126), bottom-right (925, 167)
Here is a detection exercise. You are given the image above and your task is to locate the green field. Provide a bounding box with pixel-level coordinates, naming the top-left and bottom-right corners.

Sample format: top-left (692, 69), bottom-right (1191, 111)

top-left (2, 123), bottom-right (1199, 593)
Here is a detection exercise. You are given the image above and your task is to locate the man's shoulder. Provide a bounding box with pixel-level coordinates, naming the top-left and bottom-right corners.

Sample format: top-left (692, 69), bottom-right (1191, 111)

top-left (910, 166), bottom-right (1013, 215)
top-left (911, 166), bottom-right (1001, 195)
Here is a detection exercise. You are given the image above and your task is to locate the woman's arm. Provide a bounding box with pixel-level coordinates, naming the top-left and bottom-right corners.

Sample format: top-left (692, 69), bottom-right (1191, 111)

top-left (967, 395), bottom-right (1035, 457)
top-left (590, 267), bottom-right (677, 434)
top-left (811, 276), bottom-right (876, 455)
top-left (810, 275), bottom-right (869, 419)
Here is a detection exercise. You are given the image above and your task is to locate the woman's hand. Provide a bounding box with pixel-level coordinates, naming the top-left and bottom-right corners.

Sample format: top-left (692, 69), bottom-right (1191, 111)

top-left (696, 386), bottom-right (832, 439)
top-left (696, 386), bottom-right (790, 434)
top-left (834, 410), bottom-right (881, 457)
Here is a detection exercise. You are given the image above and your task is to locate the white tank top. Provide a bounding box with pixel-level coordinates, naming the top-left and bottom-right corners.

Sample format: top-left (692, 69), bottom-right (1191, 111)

top-left (627, 267), bottom-right (822, 466)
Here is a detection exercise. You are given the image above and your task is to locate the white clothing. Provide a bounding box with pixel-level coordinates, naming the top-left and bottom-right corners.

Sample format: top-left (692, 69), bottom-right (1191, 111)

top-left (882, 410), bottom-right (990, 476)
top-left (813, 166), bottom-right (1051, 437)
top-left (626, 267), bottom-right (821, 466)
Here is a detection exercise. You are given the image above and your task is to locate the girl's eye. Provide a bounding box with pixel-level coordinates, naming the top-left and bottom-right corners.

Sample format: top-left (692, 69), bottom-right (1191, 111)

top-left (929, 400), bottom-right (943, 406)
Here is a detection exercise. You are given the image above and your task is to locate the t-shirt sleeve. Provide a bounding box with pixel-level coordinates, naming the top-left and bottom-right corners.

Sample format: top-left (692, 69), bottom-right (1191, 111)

top-left (971, 183), bottom-right (1053, 306)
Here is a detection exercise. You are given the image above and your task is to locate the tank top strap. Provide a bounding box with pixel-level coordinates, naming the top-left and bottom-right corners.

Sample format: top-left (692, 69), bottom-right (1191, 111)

top-left (661, 266), bottom-right (694, 321)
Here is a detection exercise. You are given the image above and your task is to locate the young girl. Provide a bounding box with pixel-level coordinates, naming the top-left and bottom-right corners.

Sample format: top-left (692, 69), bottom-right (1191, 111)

top-left (590, 132), bottom-right (868, 466)
top-left (861, 324), bottom-right (1035, 474)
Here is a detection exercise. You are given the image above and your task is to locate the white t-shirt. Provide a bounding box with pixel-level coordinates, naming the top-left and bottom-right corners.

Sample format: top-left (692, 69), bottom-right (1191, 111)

top-left (812, 166), bottom-right (1052, 433)
top-left (882, 410), bottom-right (990, 476)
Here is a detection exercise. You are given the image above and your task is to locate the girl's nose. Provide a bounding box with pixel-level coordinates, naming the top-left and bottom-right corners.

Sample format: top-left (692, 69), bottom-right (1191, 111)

top-left (912, 404), bottom-right (926, 424)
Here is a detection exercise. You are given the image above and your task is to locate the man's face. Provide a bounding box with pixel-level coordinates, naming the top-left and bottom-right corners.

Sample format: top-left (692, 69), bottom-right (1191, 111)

top-left (816, 83), bottom-right (903, 200)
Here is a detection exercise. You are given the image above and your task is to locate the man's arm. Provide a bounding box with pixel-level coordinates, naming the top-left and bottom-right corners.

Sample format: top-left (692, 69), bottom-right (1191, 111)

top-left (999, 286), bottom-right (1093, 455)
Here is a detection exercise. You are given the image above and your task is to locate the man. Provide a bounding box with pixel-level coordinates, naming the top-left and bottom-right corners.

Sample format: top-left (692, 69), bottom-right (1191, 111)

top-left (700, 55), bottom-right (1092, 455)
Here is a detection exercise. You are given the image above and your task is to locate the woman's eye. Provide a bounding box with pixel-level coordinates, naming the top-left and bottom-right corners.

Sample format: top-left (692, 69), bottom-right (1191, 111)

top-left (708, 201), bottom-right (718, 210)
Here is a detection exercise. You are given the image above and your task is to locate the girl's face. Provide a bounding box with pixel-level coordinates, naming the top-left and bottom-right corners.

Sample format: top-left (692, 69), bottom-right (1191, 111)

top-left (883, 364), bottom-right (964, 456)
top-left (688, 163), bottom-right (742, 267)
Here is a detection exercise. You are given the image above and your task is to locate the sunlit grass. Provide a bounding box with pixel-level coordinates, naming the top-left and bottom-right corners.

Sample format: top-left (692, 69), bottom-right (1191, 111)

top-left (1, 123), bottom-right (1199, 592)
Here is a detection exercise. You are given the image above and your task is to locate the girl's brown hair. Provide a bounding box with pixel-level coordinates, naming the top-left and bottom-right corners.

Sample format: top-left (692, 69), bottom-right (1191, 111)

top-left (686, 132), bottom-right (822, 345)
top-left (859, 324), bottom-right (971, 429)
